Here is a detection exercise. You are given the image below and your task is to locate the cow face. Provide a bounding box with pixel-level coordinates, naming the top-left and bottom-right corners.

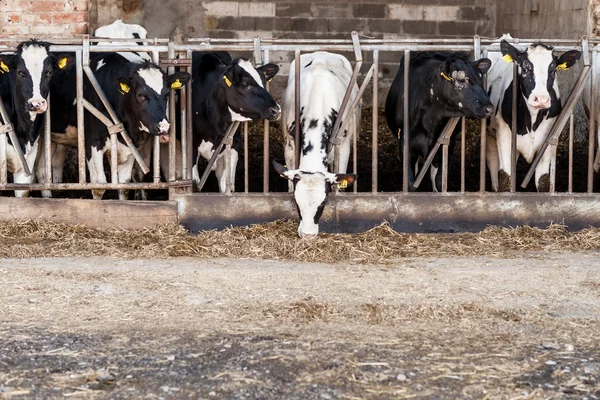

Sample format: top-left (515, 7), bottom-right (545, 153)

top-left (221, 59), bottom-right (281, 122)
top-left (273, 160), bottom-right (356, 239)
top-left (115, 63), bottom-right (190, 143)
top-left (434, 56), bottom-right (493, 118)
top-left (501, 40), bottom-right (581, 110)
top-left (0, 40), bottom-right (73, 120)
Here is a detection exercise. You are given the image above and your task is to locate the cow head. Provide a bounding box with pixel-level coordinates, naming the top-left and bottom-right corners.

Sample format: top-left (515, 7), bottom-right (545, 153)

top-left (221, 58), bottom-right (281, 122)
top-left (0, 40), bottom-right (73, 120)
top-left (433, 54), bottom-right (493, 118)
top-left (273, 160), bottom-right (356, 239)
top-left (500, 40), bottom-right (581, 110)
top-left (115, 62), bottom-right (190, 143)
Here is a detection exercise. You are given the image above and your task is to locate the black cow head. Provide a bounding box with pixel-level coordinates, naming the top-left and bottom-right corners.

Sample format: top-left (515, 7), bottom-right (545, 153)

top-left (221, 58), bottom-right (281, 121)
top-left (500, 40), bottom-right (581, 110)
top-left (432, 55), bottom-right (493, 118)
top-left (0, 40), bottom-right (73, 118)
top-left (273, 160), bottom-right (356, 239)
top-left (115, 62), bottom-right (190, 143)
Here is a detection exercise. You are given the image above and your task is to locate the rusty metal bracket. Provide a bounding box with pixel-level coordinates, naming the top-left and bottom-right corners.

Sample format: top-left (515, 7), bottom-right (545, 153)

top-left (108, 123), bottom-right (125, 135)
top-left (437, 137), bottom-right (451, 146)
top-left (161, 59), bottom-right (192, 67)
top-left (221, 137), bottom-right (233, 146)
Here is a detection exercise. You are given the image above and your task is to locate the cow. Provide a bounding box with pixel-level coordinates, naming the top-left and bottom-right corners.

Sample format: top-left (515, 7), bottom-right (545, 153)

top-left (191, 51), bottom-right (280, 193)
top-left (385, 52), bottom-right (493, 191)
top-left (272, 51), bottom-right (359, 239)
top-left (0, 40), bottom-right (73, 197)
top-left (486, 37), bottom-right (581, 191)
top-left (582, 50), bottom-right (600, 173)
top-left (45, 21), bottom-right (190, 200)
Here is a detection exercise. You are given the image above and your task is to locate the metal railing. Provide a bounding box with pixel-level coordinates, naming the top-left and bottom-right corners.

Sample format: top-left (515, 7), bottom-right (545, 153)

top-left (0, 34), bottom-right (598, 198)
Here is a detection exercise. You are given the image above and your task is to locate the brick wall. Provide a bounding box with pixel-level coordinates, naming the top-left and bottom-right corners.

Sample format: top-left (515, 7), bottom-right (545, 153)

top-left (0, 0), bottom-right (88, 37)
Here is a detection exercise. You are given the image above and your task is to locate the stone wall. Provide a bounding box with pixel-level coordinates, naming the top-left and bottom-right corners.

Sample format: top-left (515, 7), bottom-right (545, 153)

top-left (0, 0), bottom-right (88, 37)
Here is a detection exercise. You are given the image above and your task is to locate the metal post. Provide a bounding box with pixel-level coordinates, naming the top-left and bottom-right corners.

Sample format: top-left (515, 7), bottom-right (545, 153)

top-left (76, 49), bottom-right (86, 184)
top-left (168, 43), bottom-right (176, 184)
top-left (589, 46), bottom-right (596, 192)
top-left (244, 121), bottom-right (249, 193)
top-left (441, 142), bottom-right (449, 193)
top-left (479, 49), bottom-right (488, 192)
top-left (185, 49), bottom-right (193, 184)
top-left (0, 97), bottom-right (29, 176)
top-left (460, 117), bottom-right (466, 193)
top-left (511, 62), bottom-right (518, 192)
top-left (549, 143), bottom-right (557, 193)
top-left (402, 49), bottom-right (410, 193)
top-left (44, 93), bottom-right (52, 184)
top-left (294, 49), bottom-right (301, 169)
top-left (110, 130), bottom-right (118, 186)
top-left (371, 49), bottom-right (379, 193)
top-left (0, 124), bottom-right (7, 186)
top-left (152, 50), bottom-right (161, 184)
top-left (263, 48), bottom-right (270, 193)
top-left (568, 113), bottom-right (574, 193)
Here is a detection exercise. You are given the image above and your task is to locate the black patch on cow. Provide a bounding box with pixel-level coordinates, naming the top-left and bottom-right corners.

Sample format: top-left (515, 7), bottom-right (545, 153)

top-left (302, 140), bottom-right (314, 156)
top-left (308, 119), bottom-right (318, 130)
top-left (304, 60), bottom-right (313, 68)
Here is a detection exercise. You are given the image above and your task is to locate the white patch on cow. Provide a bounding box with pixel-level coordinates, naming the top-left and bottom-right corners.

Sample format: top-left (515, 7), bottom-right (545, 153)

top-left (294, 173), bottom-right (329, 237)
top-left (139, 121), bottom-right (150, 132)
top-left (458, 102), bottom-right (463, 108)
top-left (158, 119), bottom-right (169, 134)
top-left (525, 45), bottom-right (554, 107)
top-left (430, 165), bottom-right (439, 192)
top-left (21, 44), bottom-right (49, 107)
top-left (229, 107), bottom-right (252, 122)
top-left (29, 111), bottom-right (37, 121)
top-left (237, 59), bottom-right (264, 88)
top-left (96, 58), bottom-right (106, 71)
top-left (72, 98), bottom-right (77, 106)
top-left (137, 68), bottom-right (164, 96)
top-left (430, 88), bottom-right (434, 96)
top-left (198, 140), bottom-right (214, 162)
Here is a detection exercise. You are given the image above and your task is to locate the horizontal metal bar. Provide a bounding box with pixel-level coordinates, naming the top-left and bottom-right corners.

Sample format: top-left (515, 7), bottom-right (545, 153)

top-left (0, 182), bottom-right (170, 191)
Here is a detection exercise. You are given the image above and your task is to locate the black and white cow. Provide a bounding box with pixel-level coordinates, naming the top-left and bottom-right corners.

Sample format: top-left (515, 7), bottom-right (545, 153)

top-left (486, 36), bottom-right (581, 191)
top-left (385, 52), bottom-right (493, 191)
top-left (47, 21), bottom-right (190, 200)
top-left (191, 52), bottom-right (280, 193)
top-left (273, 51), bottom-right (358, 239)
top-left (0, 40), bottom-right (73, 197)
top-left (582, 49), bottom-right (600, 172)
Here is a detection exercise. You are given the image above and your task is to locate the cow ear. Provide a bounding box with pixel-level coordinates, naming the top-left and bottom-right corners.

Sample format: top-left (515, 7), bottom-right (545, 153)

top-left (54, 54), bottom-right (74, 71)
top-left (167, 71), bottom-right (191, 90)
top-left (0, 54), bottom-right (15, 74)
top-left (474, 58), bottom-right (491, 75)
top-left (272, 160), bottom-right (297, 180)
top-left (256, 63), bottom-right (279, 82)
top-left (500, 39), bottom-right (521, 64)
top-left (328, 173), bottom-right (357, 189)
top-left (556, 50), bottom-right (581, 71)
top-left (115, 77), bottom-right (131, 95)
top-left (222, 68), bottom-right (235, 88)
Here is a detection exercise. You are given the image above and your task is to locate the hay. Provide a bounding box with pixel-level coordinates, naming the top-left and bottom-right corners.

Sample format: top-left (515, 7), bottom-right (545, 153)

top-left (1, 219), bottom-right (600, 263)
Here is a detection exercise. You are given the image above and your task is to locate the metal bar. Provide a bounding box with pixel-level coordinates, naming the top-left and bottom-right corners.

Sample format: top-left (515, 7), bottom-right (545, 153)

top-left (263, 48), bottom-right (270, 193)
top-left (568, 112), bottom-right (574, 193)
top-left (521, 65), bottom-right (591, 188)
top-left (82, 99), bottom-right (113, 127)
top-left (244, 121), bottom-right (249, 193)
top-left (0, 126), bottom-right (6, 186)
top-left (590, 47), bottom-right (597, 192)
top-left (110, 134), bottom-right (118, 187)
top-left (76, 49), bottom-right (86, 184)
top-left (353, 107), bottom-right (358, 194)
top-left (479, 49), bottom-right (487, 193)
top-left (153, 136), bottom-right (160, 183)
top-left (196, 121), bottom-right (240, 192)
top-left (168, 43), bottom-right (176, 185)
top-left (460, 117), bottom-right (466, 193)
top-left (294, 49), bottom-right (301, 169)
top-left (44, 93), bottom-right (52, 184)
top-left (549, 144), bottom-right (556, 193)
top-left (0, 96), bottom-right (29, 176)
top-left (185, 49), bottom-right (193, 183)
top-left (0, 182), bottom-right (170, 190)
top-left (225, 143), bottom-right (232, 194)
top-left (180, 82), bottom-right (187, 180)
top-left (442, 142), bottom-right (449, 193)
top-left (336, 64), bottom-right (375, 140)
top-left (371, 49), bottom-right (379, 193)
top-left (413, 117), bottom-right (460, 189)
top-left (511, 62), bottom-right (518, 192)
top-left (402, 50), bottom-right (410, 193)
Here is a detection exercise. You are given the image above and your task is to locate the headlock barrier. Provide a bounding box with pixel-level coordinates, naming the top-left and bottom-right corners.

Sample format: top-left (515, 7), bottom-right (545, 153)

top-left (1, 33), bottom-right (600, 233)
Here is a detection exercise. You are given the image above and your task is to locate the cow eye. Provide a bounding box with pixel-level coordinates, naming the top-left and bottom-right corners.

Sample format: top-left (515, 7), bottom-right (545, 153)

top-left (241, 82), bottom-right (248, 88)
top-left (137, 91), bottom-right (147, 101)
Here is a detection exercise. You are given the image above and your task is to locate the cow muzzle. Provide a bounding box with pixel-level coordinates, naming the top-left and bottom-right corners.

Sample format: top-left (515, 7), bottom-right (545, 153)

top-left (26, 99), bottom-right (47, 113)
top-left (300, 232), bottom-right (318, 240)
top-left (529, 94), bottom-right (551, 109)
top-left (267, 105), bottom-right (281, 121)
top-left (157, 120), bottom-right (170, 143)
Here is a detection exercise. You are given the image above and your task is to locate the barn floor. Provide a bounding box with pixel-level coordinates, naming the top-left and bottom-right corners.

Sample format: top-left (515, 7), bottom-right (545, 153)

top-left (1, 254), bottom-right (599, 399)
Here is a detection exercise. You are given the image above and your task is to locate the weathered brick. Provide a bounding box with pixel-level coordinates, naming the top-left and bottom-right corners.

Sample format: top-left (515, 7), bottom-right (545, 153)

top-left (202, 1), bottom-right (239, 17)
top-left (328, 18), bottom-right (368, 33)
top-left (206, 29), bottom-right (237, 39)
top-left (1, 0), bottom-right (30, 12)
top-left (275, 3), bottom-right (311, 18)
top-left (352, 4), bottom-right (386, 19)
top-left (73, 22), bottom-right (88, 34)
top-left (0, 24), bottom-right (30, 35)
top-left (403, 20), bottom-right (437, 36)
top-left (367, 19), bottom-right (402, 34)
top-left (311, 4), bottom-right (352, 18)
top-left (424, 6), bottom-right (459, 21)
top-left (253, 16), bottom-right (293, 31)
top-left (459, 6), bottom-right (489, 21)
top-left (290, 18), bottom-right (328, 33)
top-left (30, 1), bottom-right (65, 13)
top-left (239, 2), bottom-right (275, 17)
top-left (217, 16), bottom-right (256, 30)
top-left (438, 21), bottom-right (477, 36)
top-left (9, 14), bottom-right (21, 23)
top-left (388, 5), bottom-right (423, 20)
top-left (53, 12), bottom-right (87, 24)
top-left (73, 0), bottom-right (87, 12)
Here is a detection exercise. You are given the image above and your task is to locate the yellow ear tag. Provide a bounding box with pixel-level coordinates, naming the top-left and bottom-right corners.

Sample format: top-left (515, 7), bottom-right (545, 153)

top-left (502, 54), bottom-right (513, 63)
top-left (337, 179), bottom-right (348, 189)
top-left (171, 79), bottom-right (183, 89)
top-left (223, 75), bottom-right (232, 87)
top-left (268, 78), bottom-right (273, 83)
top-left (58, 57), bottom-right (68, 69)
top-left (119, 82), bottom-right (130, 94)
top-left (440, 72), bottom-right (453, 82)
top-left (556, 62), bottom-right (569, 71)
top-left (0, 61), bottom-right (8, 74)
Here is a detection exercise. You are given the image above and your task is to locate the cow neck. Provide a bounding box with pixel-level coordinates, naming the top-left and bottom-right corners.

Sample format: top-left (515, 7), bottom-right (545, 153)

top-left (9, 75), bottom-right (44, 151)
top-left (208, 80), bottom-right (234, 139)
top-left (118, 109), bottom-right (140, 147)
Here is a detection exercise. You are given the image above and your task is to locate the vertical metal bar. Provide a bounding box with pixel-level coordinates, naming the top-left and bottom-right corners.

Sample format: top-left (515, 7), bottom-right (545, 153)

top-left (479, 49), bottom-right (487, 192)
top-left (441, 143), bottom-right (448, 193)
top-left (225, 143), bottom-right (232, 194)
top-left (110, 132), bottom-right (118, 185)
top-left (152, 50), bottom-right (161, 184)
top-left (549, 144), bottom-right (556, 193)
top-left (460, 117), bottom-right (466, 193)
top-left (263, 48), bottom-right (270, 193)
top-left (589, 48), bottom-right (596, 193)
top-left (371, 49), bottom-right (379, 193)
top-left (0, 129), bottom-right (6, 186)
top-left (76, 49), bottom-right (86, 184)
top-left (168, 43), bottom-right (176, 184)
top-left (186, 50), bottom-right (193, 185)
top-left (568, 112), bottom-right (574, 193)
top-left (179, 52), bottom-right (188, 181)
top-left (511, 62), bottom-right (518, 192)
top-left (294, 49), bottom-right (301, 169)
top-left (44, 93), bottom-right (52, 184)
top-left (244, 121), bottom-right (249, 193)
top-left (353, 109), bottom-right (358, 193)
top-left (402, 49), bottom-right (410, 193)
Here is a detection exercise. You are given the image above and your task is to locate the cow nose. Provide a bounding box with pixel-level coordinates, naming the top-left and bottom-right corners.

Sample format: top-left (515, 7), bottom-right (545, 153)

top-left (300, 232), bottom-right (318, 240)
top-left (157, 120), bottom-right (170, 134)
top-left (27, 99), bottom-right (47, 112)
top-left (484, 105), bottom-right (494, 116)
top-left (531, 95), bottom-right (551, 108)
top-left (268, 105), bottom-right (281, 121)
